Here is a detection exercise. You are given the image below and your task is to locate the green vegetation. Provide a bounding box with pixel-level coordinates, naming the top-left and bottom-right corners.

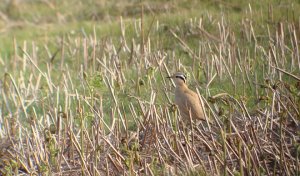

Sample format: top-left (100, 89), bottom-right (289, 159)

top-left (0, 0), bottom-right (299, 175)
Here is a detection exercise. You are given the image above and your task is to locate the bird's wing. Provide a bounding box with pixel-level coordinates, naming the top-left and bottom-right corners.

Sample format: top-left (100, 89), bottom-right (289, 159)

top-left (183, 89), bottom-right (205, 120)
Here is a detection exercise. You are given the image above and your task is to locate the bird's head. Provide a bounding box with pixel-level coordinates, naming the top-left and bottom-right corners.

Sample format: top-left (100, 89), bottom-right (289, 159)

top-left (167, 72), bottom-right (187, 87)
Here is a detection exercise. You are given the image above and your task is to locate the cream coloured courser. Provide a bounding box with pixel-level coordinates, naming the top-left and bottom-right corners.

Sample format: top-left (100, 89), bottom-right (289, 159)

top-left (167, 72), bottom-right (206, 124)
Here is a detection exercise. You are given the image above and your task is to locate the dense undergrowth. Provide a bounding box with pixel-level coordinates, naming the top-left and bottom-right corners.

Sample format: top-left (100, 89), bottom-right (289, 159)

top-left (0, 0), bottom-right (299, 175)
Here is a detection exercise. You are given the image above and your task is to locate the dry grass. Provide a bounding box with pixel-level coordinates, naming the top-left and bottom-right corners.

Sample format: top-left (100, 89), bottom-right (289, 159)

top-left (0, 1), bottom-right (300, 176)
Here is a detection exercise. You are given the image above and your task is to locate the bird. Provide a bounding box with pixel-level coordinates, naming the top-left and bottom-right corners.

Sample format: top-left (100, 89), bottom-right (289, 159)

top-left (167, 72), bottom-right (205, 124)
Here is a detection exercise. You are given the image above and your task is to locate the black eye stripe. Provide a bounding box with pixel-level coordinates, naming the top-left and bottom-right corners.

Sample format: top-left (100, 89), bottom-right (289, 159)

top-left (175, 75), bottom-right (186, 82)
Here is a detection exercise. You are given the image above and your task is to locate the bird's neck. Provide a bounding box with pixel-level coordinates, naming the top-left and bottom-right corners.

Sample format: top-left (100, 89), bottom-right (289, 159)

top-left (176, 83), bottom-right (188, 90)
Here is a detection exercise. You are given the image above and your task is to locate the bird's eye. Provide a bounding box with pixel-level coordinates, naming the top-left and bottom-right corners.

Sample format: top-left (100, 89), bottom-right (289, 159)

top-left (176, 75), bottom-right (186, 82)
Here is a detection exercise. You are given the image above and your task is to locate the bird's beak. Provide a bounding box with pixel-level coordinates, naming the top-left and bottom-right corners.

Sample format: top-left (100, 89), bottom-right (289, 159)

top-left (166, 75), bottom-right (173, 79)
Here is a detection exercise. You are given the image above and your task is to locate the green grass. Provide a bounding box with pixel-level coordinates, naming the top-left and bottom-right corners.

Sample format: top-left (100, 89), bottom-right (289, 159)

top-left (1, 0), bottom-right (299, 130)
top-left (0, 0), bottom-right (299, 175)
top-left (2, 0), bottom-right (299, 124)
